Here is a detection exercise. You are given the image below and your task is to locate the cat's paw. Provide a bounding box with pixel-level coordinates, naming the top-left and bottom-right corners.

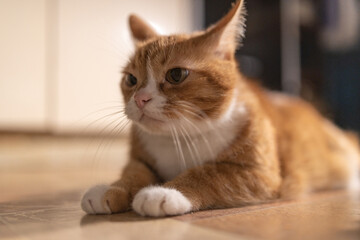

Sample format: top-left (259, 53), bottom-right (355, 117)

top-left (132, 186), bottom-right (192, 217)
top-left (81, 184), bottom-right (129, 214)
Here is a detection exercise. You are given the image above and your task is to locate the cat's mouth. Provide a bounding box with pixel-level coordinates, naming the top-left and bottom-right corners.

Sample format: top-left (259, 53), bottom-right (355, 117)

top-left (139, 113), bottom-right (165, 124)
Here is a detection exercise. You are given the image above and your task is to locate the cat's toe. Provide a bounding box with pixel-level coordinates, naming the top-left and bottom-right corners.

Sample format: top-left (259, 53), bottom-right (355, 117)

top-left (81, 185), bottom-right (130, 214)
top-left (81, 185), bottom-right (111, 214)
top-left (132, 186), bottom-right (192, 217)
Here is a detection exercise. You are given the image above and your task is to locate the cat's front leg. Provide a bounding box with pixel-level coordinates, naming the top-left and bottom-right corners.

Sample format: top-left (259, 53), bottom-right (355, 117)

top-left (132, 162), bottom-right (280, 217)
top-left (81, 159), bottom-right (159, 214)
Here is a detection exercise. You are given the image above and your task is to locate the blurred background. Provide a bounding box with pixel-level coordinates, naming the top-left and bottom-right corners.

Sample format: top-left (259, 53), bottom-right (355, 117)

top-left (0, 0), bottom-right (204, 202)
top-left (0, 0), bottom-right (359, 135)
top-left (210, 0), bottom-right (360, 132)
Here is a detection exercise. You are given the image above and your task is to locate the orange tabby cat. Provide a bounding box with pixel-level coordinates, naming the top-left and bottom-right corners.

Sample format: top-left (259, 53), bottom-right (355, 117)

top-left (81, 0), bottom-right (360, 217)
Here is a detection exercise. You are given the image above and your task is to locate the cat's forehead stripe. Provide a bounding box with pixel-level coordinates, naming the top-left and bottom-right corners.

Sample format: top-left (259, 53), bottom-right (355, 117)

top-left (145, 59), bottom-right (157, 91)
top-left (134, 36), bottom-right (181, 67)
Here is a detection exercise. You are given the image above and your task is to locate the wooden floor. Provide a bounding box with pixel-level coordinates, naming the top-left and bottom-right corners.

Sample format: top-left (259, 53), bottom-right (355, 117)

top-left (1, 134), bottom-right (359, 240)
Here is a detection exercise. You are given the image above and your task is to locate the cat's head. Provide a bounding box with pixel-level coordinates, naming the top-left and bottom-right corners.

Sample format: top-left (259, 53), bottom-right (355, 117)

top-left (121, 0), bottom-right (246, 135)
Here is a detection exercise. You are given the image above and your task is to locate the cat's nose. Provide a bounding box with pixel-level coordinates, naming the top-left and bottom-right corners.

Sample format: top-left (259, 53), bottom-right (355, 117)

top-left (134, 92), bottom-right (152, 109)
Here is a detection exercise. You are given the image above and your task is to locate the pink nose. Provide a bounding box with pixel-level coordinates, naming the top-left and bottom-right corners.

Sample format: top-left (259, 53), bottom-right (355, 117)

top-left (134, 92), bottom-right (152, 109)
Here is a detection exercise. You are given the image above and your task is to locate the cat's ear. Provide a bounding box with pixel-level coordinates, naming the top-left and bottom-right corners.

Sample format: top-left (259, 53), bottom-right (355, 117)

top-left (128, 14), bottom-right (158, 45)
top-left (194, 0), bottom-right (246, 60)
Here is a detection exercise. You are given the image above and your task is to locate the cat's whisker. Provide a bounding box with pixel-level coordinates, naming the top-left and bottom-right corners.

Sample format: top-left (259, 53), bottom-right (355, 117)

top-left (169, 125), bottom-right (182, 169)
top-left (108, 116), bottom-right (130, 137)
top-left (79, 100), bottom-right (125, 121)
top-left (114, 119), bottom-right (130, 136)
top-left (88, 112), bottom-right (127, 134)
top-left (165, 102), bottom-right (213, 157)
top-left (173, 102), bottom-right (206, 120)
top-left (172, 110), bottom-right (202, 166)
top-left (171, 124), bottom-right (187, 170)
top-left (85, 106), bottom-right (125, 116)
top-left (183, 108), bottom-right (228, 145)
top-left (99, 115), bottom-right (130, 145)
top-left (90, 115), bottom-right (129, 168)
top-left (98, 119), bottom-right (131, 163)
top-left (92, 118), bottom-right (129, 172)
top-left (81, 109), bottom-right (126, 135)
top-left (175, 101), bottom-right (228, 146)
top-left (175, 122), bottom-right (196, 167)
top-left (80, 109), bottom-right (127, 170)
top-left (178, 113), bottom-right (216, 160)
top-left (177, 102), bottom-right (208, 117)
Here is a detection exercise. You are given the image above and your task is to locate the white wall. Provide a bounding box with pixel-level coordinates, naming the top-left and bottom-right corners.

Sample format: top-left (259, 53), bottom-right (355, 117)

top-left (0, 0), bottom-right (204, 134)
top-left (0, 0), bottom-right (48, 131)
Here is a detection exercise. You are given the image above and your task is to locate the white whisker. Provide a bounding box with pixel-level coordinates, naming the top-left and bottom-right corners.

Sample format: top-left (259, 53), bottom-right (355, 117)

top-left (172, 111), bottom-right (202, 165)
top-left (171, 106), bottom-right (216, 159)
top-left (170, 126), bottom-right (182, 167)
top-left (176, 101), bottom-right (228, 147)
top-left (172, 124), bottom-right (187, 170)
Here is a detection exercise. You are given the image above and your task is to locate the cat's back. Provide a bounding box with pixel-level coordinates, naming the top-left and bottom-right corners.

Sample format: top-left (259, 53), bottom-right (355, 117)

top-left (261, 89), bottom-right (360, 193)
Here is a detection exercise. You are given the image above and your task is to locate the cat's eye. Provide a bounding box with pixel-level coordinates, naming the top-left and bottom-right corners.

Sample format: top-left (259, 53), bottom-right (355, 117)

top-left (166, 68), bottom-right (189, 85)
top-left (125, 74), bottom-right (137, 87)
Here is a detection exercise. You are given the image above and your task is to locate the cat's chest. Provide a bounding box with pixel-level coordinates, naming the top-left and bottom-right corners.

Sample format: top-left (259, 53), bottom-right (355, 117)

top-left (139, 127), bottom-right (237, 181)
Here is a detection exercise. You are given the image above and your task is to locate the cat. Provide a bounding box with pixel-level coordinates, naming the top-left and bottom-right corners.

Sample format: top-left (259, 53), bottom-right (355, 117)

top-left (81, 0), bottom-right (360, 217)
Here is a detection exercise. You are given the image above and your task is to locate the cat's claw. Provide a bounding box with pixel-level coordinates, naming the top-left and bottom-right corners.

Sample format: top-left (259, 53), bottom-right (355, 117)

top-left (81, 185), bottom-right (112, 214)
top-left (132, 186), bottom-right (192, 217)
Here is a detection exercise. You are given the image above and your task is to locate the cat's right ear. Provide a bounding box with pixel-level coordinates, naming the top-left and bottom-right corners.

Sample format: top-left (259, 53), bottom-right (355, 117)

top-left (128, 15), bottom-right (158, 45)
top-left (189, 0), bottom-right (246, 60)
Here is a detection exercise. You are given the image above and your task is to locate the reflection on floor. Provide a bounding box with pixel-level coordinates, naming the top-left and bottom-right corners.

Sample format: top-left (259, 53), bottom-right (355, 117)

top-left (0, 134), bottom-right (359, 240)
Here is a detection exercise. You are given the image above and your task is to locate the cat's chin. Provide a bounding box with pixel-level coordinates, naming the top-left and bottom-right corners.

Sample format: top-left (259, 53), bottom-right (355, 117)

top-left (135, 123), bottom-right (171, 135)
top-left (139, 114), bottom-right (164, 124)
top-left (134, 115), bottom-right (172, 135)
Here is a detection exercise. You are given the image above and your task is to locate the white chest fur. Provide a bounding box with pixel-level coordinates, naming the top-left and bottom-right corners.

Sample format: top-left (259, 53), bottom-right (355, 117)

top-left (139, 125), bottom-right (234, 181)
top-left (138, 104), bottom-right (247, 181)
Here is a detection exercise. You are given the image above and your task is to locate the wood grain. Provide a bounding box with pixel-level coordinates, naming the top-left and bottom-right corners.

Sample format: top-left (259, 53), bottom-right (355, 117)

top-left (0, 134), bottom-right (359, 239)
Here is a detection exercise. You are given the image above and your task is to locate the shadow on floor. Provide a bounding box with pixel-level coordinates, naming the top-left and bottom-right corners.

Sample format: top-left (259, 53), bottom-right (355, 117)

top-left (80, 211), bottom-right (165, 226)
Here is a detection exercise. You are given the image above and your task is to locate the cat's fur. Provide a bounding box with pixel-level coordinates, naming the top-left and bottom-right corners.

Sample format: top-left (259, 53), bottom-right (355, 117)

top-left (81, 0), bottom-right (360, 217)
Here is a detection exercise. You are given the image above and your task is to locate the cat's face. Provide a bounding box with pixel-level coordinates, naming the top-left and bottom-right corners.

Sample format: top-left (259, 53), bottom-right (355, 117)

top-left (121, 1), bottom-right (246, 135)
top-left (121, 35), bottom-right (237, 135)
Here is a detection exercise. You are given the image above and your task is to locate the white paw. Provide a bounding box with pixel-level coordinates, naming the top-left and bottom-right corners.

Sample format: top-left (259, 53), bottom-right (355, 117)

top-left (132, 186), bottom-right (192, 217)
top-left (81, 184), bottom-right (111, 214)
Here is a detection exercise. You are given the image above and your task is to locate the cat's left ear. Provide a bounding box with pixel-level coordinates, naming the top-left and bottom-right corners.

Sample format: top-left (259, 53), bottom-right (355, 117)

top-left (128, 14), bottom-right (158, 45)
top-left (194, 0), bottom-right (246, 60)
